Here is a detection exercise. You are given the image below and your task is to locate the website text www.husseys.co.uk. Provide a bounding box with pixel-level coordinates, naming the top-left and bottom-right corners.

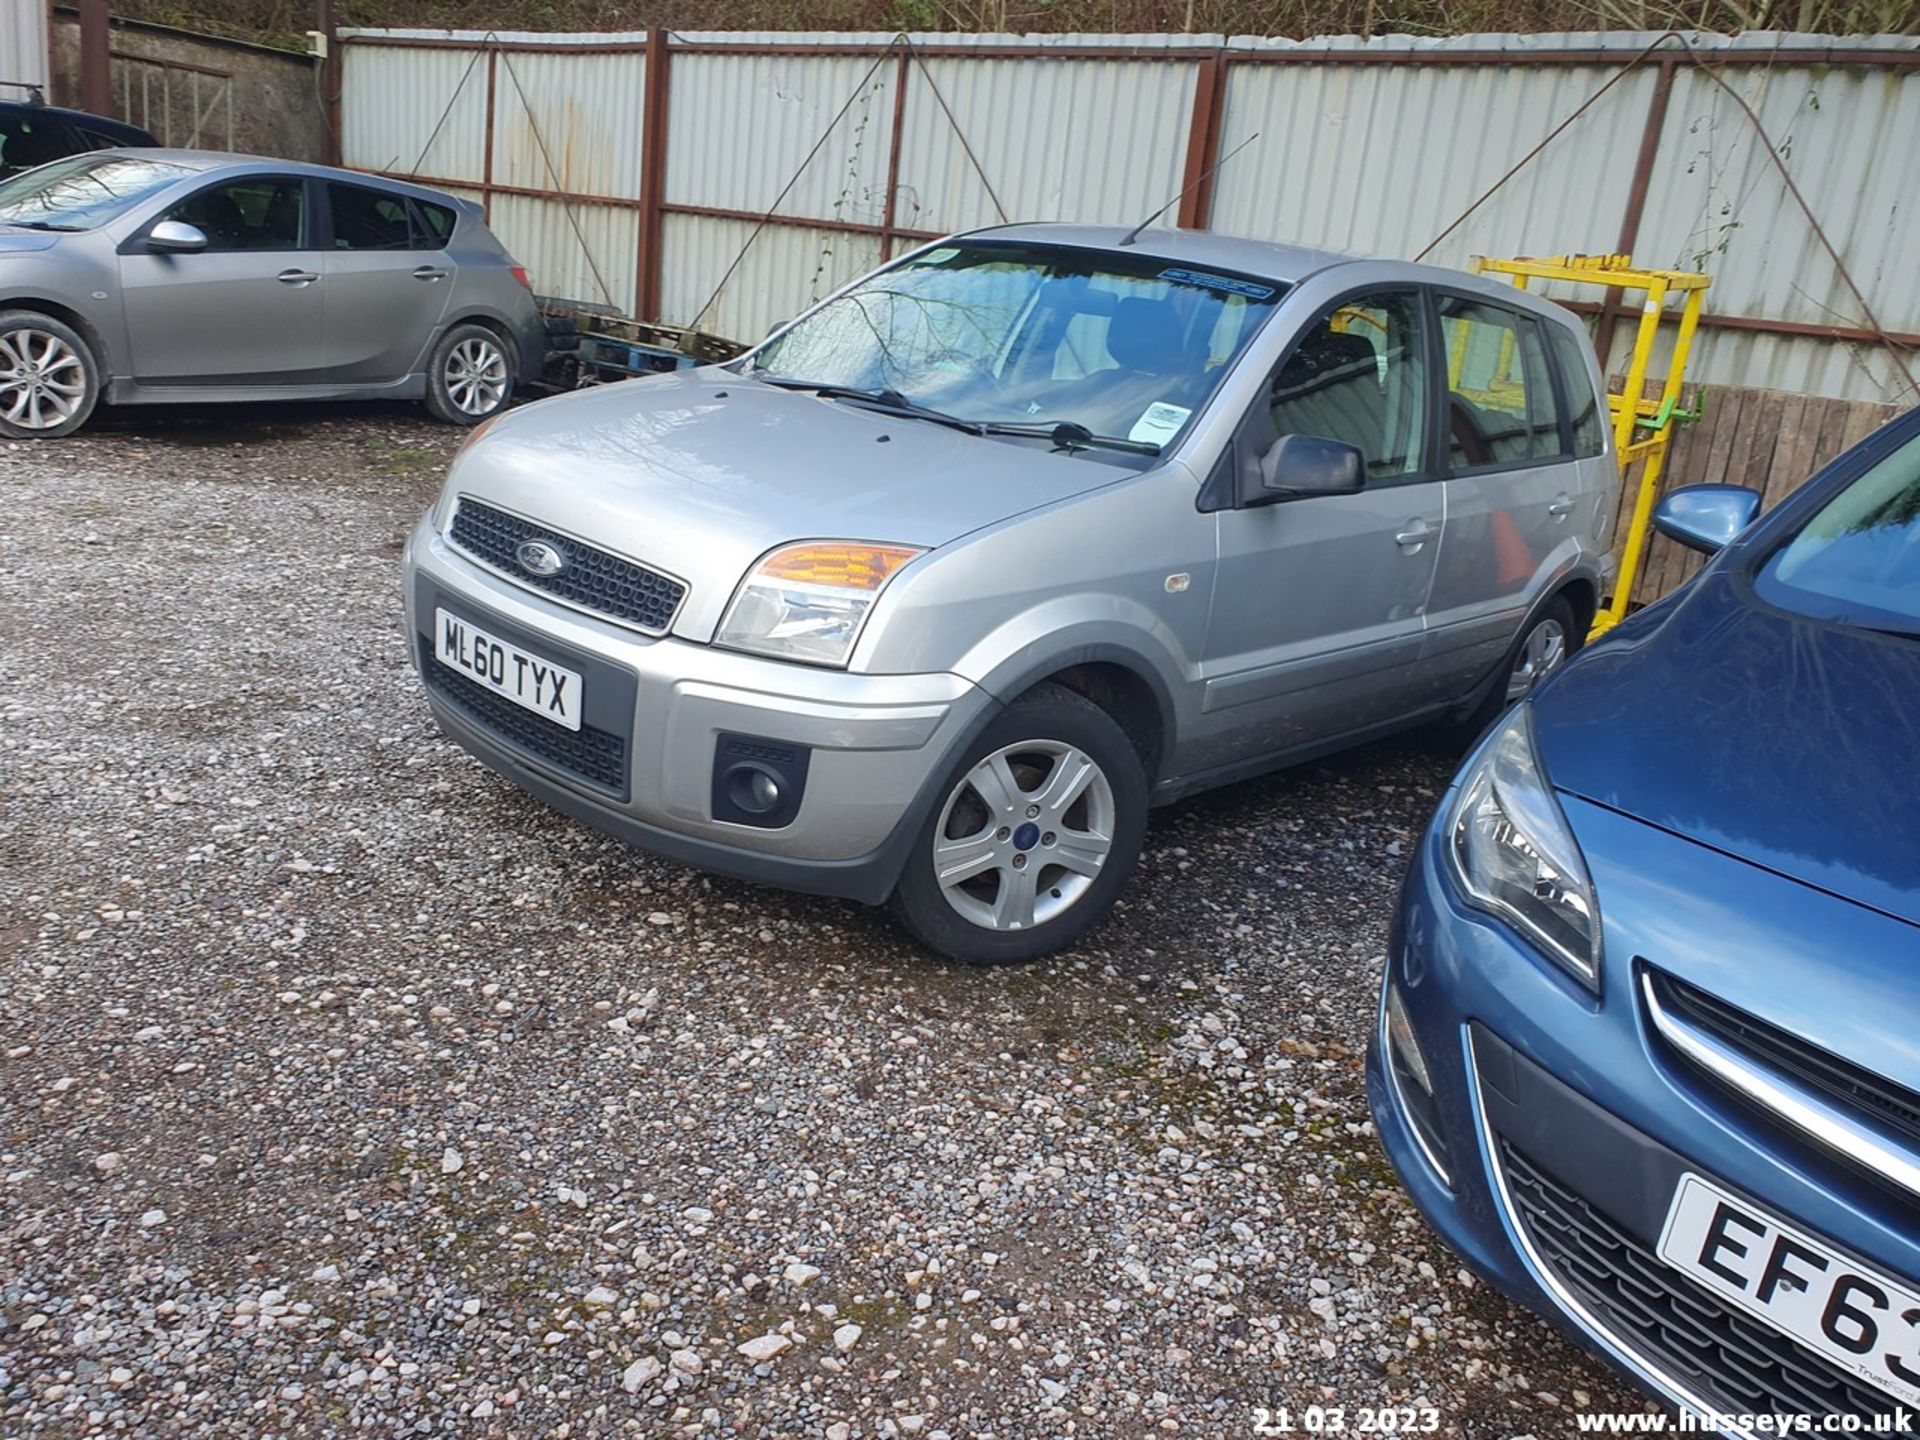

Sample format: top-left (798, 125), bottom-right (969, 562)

top-left (1574, 1408), bottom-right (1916, 1434)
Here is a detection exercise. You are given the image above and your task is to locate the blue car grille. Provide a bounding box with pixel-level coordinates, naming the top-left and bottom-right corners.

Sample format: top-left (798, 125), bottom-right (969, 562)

top-left (1656, 973), bottom-right (1920, 1159)
top-left (423, 651), bottom-right (627, 794)
top-left (1503, 1143), bottom-right (1909, 1424)
top-left (449, 499), bottom-right (686, 634)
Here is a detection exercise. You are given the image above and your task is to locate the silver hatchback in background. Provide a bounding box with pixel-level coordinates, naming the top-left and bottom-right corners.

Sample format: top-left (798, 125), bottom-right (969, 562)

top-left (405, 225), bottom-right (1618, 962)
top-left (0, 149), bottom-right (546, 436)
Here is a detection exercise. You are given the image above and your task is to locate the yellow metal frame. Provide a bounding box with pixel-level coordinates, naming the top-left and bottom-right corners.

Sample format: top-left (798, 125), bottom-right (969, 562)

top-left (1470, 253), bottom-right (1710, 637)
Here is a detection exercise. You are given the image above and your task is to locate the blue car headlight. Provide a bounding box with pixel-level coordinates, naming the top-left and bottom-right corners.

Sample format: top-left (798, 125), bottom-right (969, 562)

top-left (1446, 705), bottom-right (1602, 992)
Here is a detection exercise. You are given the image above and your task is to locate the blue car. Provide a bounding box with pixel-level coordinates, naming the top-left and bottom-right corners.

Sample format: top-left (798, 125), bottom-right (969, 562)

top-left (1369, 405), bottom-right (1920, 1422)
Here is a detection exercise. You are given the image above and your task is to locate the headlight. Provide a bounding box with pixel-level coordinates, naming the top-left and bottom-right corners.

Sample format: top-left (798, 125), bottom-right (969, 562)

top-left (715, 541), bottom-right (923, 667)
top-left (1446, 706), bottom-right (1602, 991)
top-left (431, 415), bottom-right (503, 529)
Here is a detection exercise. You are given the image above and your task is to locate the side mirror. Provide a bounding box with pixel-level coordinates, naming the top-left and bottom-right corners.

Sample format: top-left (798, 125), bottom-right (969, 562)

top-left (1651, 483), bottom-right (1763, 555)
top-left (1245, 433), bottom-right (1365, 506)
top-left (147, 220), bottom-right (208, 253)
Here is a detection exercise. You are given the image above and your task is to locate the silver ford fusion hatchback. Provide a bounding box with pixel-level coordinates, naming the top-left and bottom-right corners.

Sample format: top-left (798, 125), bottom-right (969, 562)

top-left (404, 225), bottom-right (1619, 962)
top-left (0, 149), bottom-right (544, 437)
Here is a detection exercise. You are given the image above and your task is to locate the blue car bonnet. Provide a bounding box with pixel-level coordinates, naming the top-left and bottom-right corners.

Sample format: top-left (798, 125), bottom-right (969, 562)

top-left (1530, 569), bottom-right (1920, 929)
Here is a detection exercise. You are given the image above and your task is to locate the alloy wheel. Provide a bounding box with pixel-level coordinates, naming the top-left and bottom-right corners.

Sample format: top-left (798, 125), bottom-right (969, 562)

top-left (0, 329), bottom-right (86, 431)
top-left (932, 740), bottom-right (1117, 932)
top-left (1506, 616), bottom-right (1570, 702)
top-left (445, 337), bottom-right (508, 417)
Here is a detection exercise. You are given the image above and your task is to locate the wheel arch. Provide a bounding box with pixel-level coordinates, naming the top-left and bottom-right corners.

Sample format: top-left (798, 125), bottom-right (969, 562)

top-left (0, 297), bottom-right (114, 378)
top-left (440, 308), bottom-right (537, 381)
top-left (985, 644), bottom-right (1178, 786)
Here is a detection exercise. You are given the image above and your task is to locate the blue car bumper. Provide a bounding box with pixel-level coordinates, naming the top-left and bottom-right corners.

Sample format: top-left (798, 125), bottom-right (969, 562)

top-left (1369, 787), bottom-right (1920, 1423)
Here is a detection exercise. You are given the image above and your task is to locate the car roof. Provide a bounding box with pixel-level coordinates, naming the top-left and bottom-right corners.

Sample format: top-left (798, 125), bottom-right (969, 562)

top-left (89, 148), bottom-right (476, 209)
top-left (0, 101), bottom-right (155, 143)
top-left (959, 221), bottom-right (1576, 322)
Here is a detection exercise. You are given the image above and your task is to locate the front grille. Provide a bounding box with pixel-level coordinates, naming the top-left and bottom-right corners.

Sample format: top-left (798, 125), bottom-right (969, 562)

top-left (423, 652), bottom-right (627, 794)
top-left (1656, 973), bottom-right (1920, 1157)
top-left (449, 498), bottom-right (686, 634)
top-left (1503, 1143), bottom-right (1910, 1424)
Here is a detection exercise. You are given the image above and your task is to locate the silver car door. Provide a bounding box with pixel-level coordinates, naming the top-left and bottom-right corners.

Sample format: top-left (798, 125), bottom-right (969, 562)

top-left (117, 174), bottom-right (325, 385)
top-left (1423, 294), bottom-right (1586, 697)
top-left (318, 181), bottom-right (455, 384)
top-left (1197, 288), bottom-right (1443, 766)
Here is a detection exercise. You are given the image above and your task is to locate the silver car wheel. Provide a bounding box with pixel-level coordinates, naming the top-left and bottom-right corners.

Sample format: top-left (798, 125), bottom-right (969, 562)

top-left (0, 329), bottom-right (87, 431)
top-left (932, 739), bottom-right (1116, 933)
top-left (1506, 616), bottom-right (1570, 701)
top-left (444, 336), bottom-right (508, 417)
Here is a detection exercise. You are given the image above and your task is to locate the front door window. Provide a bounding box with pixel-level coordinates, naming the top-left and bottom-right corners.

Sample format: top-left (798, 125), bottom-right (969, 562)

top-left (1268, 291), bottom-right (1429, 480)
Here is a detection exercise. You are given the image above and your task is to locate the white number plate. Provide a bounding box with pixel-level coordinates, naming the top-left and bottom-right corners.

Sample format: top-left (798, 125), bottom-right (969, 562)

top-left (434, 608), bottom-right (582, 732)
top-left (1658, 1173), bottom-right (1920, 1407)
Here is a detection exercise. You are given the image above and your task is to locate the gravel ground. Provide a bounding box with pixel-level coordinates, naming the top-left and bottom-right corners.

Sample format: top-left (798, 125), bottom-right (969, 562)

top-left (0, 403), bottom-right (1650, 1438)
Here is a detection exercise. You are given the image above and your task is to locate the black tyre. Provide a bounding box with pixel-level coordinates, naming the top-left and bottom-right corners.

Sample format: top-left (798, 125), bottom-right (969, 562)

top-left (889, 684), bottom-right (1149, 964)
top-left (0, 310), bottom-right (99, 438)
top-left (424, 322), bottom-right (514, 425)
top-left (1457, 594), bottom-right (1583, 740)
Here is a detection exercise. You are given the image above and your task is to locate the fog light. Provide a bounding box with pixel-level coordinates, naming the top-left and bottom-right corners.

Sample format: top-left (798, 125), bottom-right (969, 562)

top-left (710, 733), bottom-right (810, 830)
top-left (1383, 980), bottom-right (1453, 1187)
top-left (1385, 982), bottom-right (1434, 1096)
top-left (728, 765), bottom-right (782, 815)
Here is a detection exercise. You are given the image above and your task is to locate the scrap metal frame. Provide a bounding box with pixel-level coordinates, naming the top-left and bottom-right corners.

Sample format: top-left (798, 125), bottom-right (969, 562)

top-left (340, 30), bottom-right (1920, 332)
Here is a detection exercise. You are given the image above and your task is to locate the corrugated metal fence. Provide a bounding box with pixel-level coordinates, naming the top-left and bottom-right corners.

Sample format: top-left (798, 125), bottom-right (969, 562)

top-left (339, 27), bottom-right (1919, 411)
top-left (1, 0), bottom-right (49, 92)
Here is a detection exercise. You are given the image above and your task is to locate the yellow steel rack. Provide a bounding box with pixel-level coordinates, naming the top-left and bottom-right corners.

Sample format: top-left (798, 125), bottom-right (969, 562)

top-left (1470, 253), bottom-right (1711, 637)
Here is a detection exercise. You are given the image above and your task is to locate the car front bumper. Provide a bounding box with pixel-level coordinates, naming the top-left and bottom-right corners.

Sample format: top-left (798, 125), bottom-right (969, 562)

top-left (1369, 786), bottom-right (1920, 1421)
top-left (402, 512), bottom-right (995, 902)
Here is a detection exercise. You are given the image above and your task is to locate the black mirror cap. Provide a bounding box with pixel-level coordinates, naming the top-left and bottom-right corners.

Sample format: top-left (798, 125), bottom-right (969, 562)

top-left (1651, 483), bottom-right (1764, 556)
top-left (1249, 433), bottom-right (1366, 505)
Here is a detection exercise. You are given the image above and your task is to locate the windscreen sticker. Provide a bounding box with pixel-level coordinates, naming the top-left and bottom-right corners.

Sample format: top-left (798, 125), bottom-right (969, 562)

top-left (912, 246), bottom-right (963, 265)
top-left (1159, 267), bottom-right (1277, 299)
top-left (1129, 401), bottom-right (1193, 445)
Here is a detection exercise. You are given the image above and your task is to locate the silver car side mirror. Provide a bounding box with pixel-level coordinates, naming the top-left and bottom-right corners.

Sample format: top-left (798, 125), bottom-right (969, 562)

top-left (147, 220), bottom-right (209, 253)
top-left (1651, 484), bottom-right (1763, 555)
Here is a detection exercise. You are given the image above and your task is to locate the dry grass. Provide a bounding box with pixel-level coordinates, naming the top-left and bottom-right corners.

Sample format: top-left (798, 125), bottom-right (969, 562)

top-left (114, 0), bottom-right (1919, 48)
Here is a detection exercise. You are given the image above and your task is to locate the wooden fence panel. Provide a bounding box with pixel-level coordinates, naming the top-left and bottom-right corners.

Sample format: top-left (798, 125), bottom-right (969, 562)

top-left (1611, 383), bottom-right (1903, 608)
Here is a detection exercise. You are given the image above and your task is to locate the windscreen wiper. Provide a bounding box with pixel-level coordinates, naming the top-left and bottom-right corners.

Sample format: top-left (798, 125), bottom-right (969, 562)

top-left (5, 220), bottom-right (85, 232)
top-left (756, 376), bottom-right (985, 435)
top-left (978, 419), bottom-right (1163, 457)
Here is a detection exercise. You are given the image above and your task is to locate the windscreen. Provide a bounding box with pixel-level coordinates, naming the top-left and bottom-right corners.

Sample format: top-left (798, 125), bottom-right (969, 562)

top-left (0, 152), bottom-right (193, 231)
top-left (751, 241), bottom-right (1285, 451)
top-left (1755, 428), bottom-right (1920, 636)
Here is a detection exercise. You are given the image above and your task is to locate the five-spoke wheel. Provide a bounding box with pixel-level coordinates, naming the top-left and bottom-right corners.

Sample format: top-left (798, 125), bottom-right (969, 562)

top-left (891, 684), bottom-right (1147, 964)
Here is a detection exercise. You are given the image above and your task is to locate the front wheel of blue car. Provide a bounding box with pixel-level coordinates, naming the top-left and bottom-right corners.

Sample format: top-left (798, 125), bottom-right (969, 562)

top-left (889, 683), bottom-right (1148, 965)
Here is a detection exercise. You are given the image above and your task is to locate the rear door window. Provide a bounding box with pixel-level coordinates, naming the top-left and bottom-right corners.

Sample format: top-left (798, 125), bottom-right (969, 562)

top-left (1439, 297), bottom-right (1568, 470)
top-left (328, 183), bottom-right (415, 250)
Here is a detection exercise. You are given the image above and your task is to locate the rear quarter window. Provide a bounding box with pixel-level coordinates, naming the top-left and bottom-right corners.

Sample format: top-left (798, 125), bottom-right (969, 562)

top-left (410, 198), bottom-right (456, 248)
top-left (1546, 323), bottom-right (1606, 459)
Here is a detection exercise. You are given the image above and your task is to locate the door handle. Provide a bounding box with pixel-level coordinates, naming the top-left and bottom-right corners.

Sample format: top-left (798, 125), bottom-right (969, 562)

top-left (276, 269), bottom-right (319, 286)
top-left (412, 265), bottom-right (450, 282)
top-left (1547, 495), bottom-right (1577, 518)
top-left (1395, 521), bottom-right (1437, 548)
